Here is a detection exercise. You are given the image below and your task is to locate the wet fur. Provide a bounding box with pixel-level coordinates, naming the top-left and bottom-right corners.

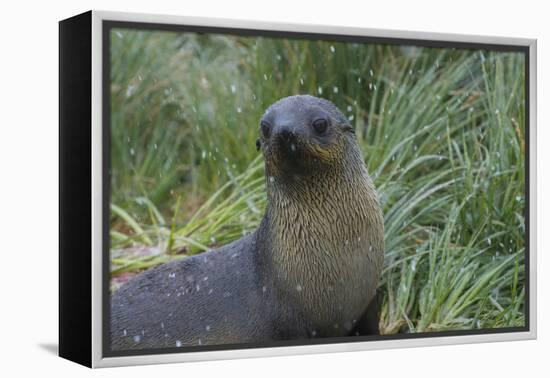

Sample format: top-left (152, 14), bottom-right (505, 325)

top-left (111, 95), bottom-right (384, 350)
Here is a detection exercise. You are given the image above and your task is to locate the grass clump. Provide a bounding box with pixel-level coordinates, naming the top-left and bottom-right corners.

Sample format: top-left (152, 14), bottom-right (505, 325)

top-left (109, 29), bottom-right (526, 333)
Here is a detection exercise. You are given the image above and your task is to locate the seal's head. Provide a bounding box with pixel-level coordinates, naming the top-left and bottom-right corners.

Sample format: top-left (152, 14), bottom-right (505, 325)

top-left (257, 95), bottom-right (356, 178)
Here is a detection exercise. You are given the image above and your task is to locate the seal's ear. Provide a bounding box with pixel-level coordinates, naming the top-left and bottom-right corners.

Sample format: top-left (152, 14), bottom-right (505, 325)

top-left (343, 125), bottom-right (355, 134)
top-left (256, 138), bottom-right (261, 151)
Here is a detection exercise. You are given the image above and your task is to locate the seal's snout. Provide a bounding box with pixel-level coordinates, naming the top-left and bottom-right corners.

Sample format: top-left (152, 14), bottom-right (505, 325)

top-left (274, 126), bottom-right (301, 155)
top-left (277, 127), bottom-right (296, 144)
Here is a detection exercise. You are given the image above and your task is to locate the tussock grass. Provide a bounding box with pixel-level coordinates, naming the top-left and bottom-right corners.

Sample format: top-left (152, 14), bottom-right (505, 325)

top-left (109, 29), bottom-right (526, 333)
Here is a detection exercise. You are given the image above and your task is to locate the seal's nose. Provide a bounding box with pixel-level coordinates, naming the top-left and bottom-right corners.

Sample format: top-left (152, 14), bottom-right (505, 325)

top-left (279, 127), bottom-right (294, 142)
top-left (274, 126), bottom-right (299, 154)
top-left (275, 126), bottom-right (298, 149)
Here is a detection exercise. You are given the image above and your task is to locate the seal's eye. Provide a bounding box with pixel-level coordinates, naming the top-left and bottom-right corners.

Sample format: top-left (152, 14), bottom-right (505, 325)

top-left (312, 118), bottom-right (328, 135)
top-left (260, 121), bottom-right (271, 138)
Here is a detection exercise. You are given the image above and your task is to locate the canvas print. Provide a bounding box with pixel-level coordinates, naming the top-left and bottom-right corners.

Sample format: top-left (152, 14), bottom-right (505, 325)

top-left (106, 25), bottom-right (527, 354)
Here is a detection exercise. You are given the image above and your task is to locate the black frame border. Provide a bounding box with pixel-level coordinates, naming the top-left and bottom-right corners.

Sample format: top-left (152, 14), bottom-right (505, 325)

top-left (101, 19), bottom-right (531, 359)
top-left (59, 11), bottom-right (93, 367)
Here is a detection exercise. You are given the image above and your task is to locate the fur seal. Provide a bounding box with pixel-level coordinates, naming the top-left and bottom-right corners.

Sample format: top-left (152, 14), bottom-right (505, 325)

top-left (110, 95), bottom-right (384, 350)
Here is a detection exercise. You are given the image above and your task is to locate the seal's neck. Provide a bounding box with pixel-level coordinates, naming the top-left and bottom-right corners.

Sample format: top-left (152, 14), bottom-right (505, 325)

top-left (258, 146), bottom-right (383, 321)
top-left (265, 163), bottom-right (376, 255)
top-left (265, 146), bottom-right (373, 219)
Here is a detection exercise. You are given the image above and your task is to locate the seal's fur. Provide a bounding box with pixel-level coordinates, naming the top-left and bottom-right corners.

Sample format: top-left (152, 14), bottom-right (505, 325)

top-left (111, 95), bottom-right (384, 350)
